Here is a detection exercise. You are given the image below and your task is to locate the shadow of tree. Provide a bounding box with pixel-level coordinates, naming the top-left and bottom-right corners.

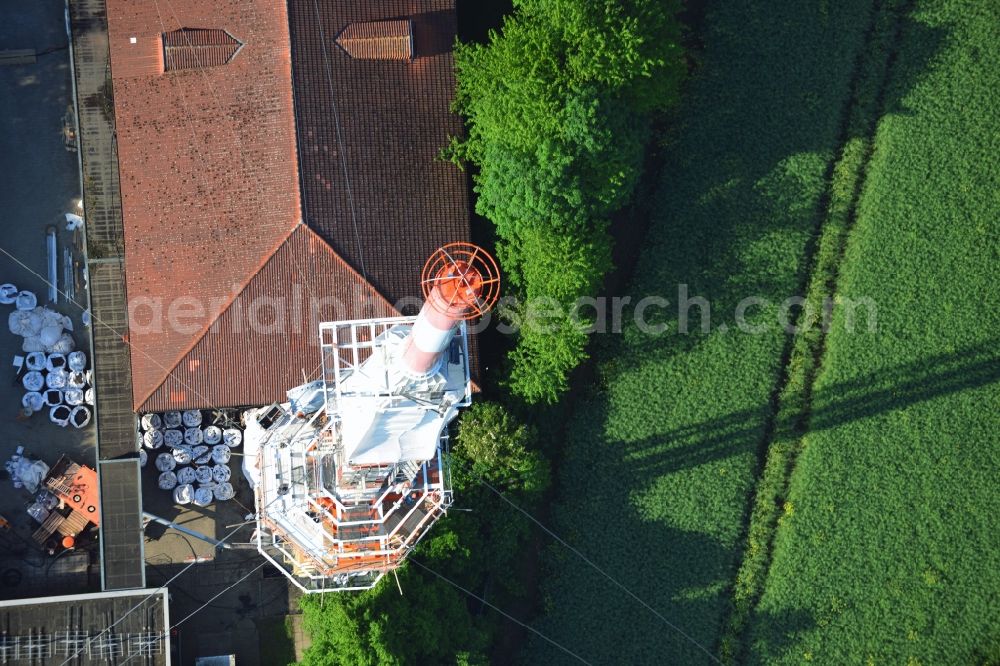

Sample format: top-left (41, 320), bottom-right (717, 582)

top-left (618, 340), bottom-right (1000, 483)
top-left (593, 7), bottom-right (948, 366)
top-left (529, 521), bottom-right (789, 665)
top-left (524, 341), bottom-right (996, 665)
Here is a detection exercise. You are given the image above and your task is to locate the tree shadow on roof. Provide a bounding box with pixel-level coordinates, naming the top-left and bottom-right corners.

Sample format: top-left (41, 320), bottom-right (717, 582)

top-left (411, 10), bottom-right (458, 59)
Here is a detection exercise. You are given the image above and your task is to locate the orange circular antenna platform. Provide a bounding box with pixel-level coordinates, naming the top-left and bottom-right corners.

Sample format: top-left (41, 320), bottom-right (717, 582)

top-left (61, 535), bottom-right (76, 549)
top-left (420, 243), bottom-right (500, 320)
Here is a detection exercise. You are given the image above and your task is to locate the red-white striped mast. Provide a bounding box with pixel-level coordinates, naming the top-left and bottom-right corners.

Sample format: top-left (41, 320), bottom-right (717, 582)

top-left (400, 243), bottom-right (500, 377)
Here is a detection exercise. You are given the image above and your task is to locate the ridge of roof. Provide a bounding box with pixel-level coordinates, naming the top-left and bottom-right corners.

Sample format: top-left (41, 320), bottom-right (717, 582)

top-left (295, 223), bottom-right (401, 315)
top-left (287, 0), bottom-right (469, 307)
top-left (132, 221), bottom-right (300, 411)
top-left (135, 223), bottom-right (402, 412)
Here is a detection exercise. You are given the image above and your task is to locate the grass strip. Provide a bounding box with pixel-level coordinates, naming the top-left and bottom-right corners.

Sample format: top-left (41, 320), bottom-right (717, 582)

top-left (717, 0), bottom-right (910, 660)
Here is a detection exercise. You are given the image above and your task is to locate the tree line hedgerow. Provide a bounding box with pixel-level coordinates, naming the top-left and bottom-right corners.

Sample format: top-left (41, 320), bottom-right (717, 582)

top-left (447, 0), bottom-right (685, 404)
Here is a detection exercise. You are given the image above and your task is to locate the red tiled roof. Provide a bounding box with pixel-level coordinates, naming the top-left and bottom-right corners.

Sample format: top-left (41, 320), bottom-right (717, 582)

top-left (335, 20), bottom-right (413, 61)
top-left (141, 225), bottom-right (398, 411)
top-left (288, 1), bottom-right (470, 307)
top-left (107, 0), bottom-right (472, 412)
top-left (107, 0), bottom-right (303, 409)
top-left (163, 28), bottom-right (243, 71)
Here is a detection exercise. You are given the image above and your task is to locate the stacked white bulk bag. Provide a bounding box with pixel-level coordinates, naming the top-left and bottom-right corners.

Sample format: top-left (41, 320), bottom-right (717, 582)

top-left (0, 284), bottom-right (17, 305)
top-left (25, 352), bottom-right (46, 371)
top-left (22, 371), bottom-right (44, 392)
top-left (213, 483), bottom-right (235, 501)
top-left (142, 409), bottom-right (245, 507)
top-left (8, 310), bottom-right (31, 336)
top-left (223, 428), bottom-right (242, 448)
top-left (21, 337), bottom-right (45, 353)
top-left (45, 353), bottom-right (66, 372)
top-left (67, 371), bottom-right (86, 389)
top-left (64, 388), bottom-right (85, 406)
top-left (65, 213), bottom-right (84, 231)
top-left (163, 411), bottom-right (182, 428)
top-left (158, 471), bottom-right (177, 490)
top-left (177, 467), bottom-right (197, 485)
top-left (155, 453), bottom-right (176, 472)
top-left (164, 429), bottom-right (184, 448)
top-left (15, 291), bottom-right (37, 311)
top-left (48, 333), bottom-right (75, 354)
top-left (143, 429), bottom-right (163, 449)
top-left (69, 405), bottom-right (90, 428)
top-left (141, 413), bottom-right (162, 431)
top-left (49, 404), bottom-right (71, 427)
top-left (8, 305), bottom-right (90, 425)
top-left (8, 457), bottom-right (49, 494)
top-left (22, 392), bottom-right (44, 412)
top-left (193, 487), bottom-right (214, 507)
top-left (46, 369), bottom-right (68, 389)
top-left (8, 306), bottom-right (75, 354)
top-left (194, 465), bottom-right (213, 485)
top-left (192, 446), bottom-right (211, 465)
top-left (39, 325), bottom-right (61, 348)
top-left (173, 484), bottom-right (194, 505)
top-left (67, 351), bottom-right (86, 372)
top-left (44, 389), bottom-right (63, 407)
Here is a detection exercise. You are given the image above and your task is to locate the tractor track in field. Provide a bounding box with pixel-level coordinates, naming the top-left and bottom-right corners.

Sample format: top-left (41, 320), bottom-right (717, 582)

top-left (717, 0), bottom-right (914, 660)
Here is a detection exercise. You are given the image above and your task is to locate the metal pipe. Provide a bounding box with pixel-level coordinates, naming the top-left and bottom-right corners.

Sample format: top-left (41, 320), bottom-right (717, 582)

top-left (46, 226), bottom-right (58, 303)
top-left (63, 247), bottom-right (74, 303)
top-left (401, 261), bottom-right (481, 376)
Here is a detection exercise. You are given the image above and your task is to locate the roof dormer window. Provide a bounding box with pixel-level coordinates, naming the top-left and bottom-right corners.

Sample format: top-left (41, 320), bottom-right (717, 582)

top-left (163, 28), bottom-right (243, 71)
top-left (335, 20), bottom-right (413, 61)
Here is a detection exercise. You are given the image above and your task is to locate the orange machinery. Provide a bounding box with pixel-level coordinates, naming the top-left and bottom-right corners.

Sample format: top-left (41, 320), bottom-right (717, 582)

top-left (31, 455), bottom-right (100, 548)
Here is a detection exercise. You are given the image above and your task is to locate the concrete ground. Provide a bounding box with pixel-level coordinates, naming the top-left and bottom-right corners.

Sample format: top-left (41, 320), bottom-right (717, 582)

top-left (151, 554), bottom-right (303, 666)
top-left (142, 498), bottom-right (304, 666)
top-left (142, 437), bottom-right (303, 665)
top-left (142, 445), bottom-right (257, 565)
top-left (0, 0), bottom-right (96, 597)
top-left (287, 613), bottom-right (313, 662)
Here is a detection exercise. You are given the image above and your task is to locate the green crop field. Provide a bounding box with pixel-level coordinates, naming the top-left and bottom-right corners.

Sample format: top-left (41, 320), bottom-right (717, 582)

top-left (746, 0), bottom-right (1000, 663)
top-left (520, 0), bottom-right (998, 663)
top-left (520, 0), bottom-right (879, 662)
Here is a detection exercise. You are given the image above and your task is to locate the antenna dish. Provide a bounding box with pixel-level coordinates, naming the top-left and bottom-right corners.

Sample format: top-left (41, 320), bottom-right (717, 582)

top-left (420, 243), bottom-right (500, 320)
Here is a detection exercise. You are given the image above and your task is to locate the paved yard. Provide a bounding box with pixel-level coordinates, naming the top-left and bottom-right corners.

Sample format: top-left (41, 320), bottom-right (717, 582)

top-left (0, 0), bottom-right (96, 595)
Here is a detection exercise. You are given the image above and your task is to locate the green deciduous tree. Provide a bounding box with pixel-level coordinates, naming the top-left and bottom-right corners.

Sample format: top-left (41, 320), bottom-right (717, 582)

top-left (452, 401), bottom-right (549, 496)
top-left (298, 563), bottom-right (488, 666)
top-left (451, 0), bottom-right (684, 402)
